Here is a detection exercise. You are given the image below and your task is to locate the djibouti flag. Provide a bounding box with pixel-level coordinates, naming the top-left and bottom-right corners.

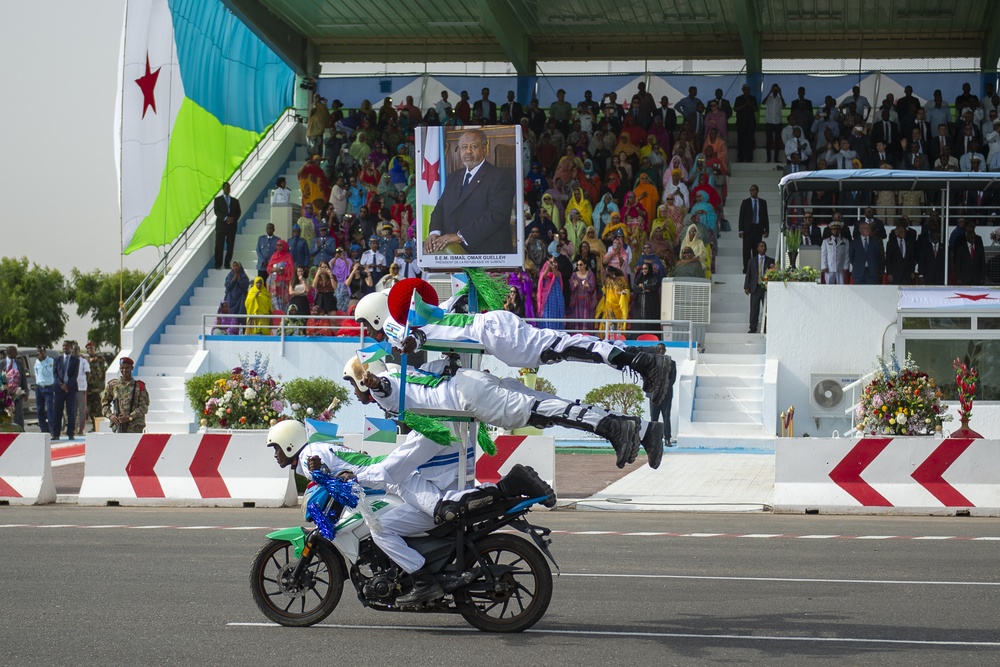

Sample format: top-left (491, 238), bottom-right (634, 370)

top-left (115, 0), bottom-right (294, 254)
top-left (358, 340), bottom-right (392, 366)
top-left (304, 418), bottom-right (340, 443)
top-left (363, 417), bottom-right (398, 444)
top-left (416, 126), bottom-right (445, 240)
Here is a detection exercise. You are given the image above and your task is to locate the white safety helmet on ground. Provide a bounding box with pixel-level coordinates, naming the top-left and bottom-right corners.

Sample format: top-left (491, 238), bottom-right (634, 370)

top-left (343, 355), bottom-right (388, 392)
top-left (266, 419), bottom-right (308, 458)
top-left (355, 290), bottom-right (391, 332)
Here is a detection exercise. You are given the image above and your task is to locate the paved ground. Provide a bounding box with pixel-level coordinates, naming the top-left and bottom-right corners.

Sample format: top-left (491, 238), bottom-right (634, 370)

top-left (1, 508), bottom-right (997, 666)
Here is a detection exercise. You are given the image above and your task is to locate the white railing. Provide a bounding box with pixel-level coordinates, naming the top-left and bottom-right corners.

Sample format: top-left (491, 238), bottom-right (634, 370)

top-left (842, 369), bottom-right (878, 431)
top-left (199, 312), bottom-right (696, 358)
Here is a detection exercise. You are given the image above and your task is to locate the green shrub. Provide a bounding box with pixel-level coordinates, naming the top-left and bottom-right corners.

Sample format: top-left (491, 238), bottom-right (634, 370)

top-left (185, 372), bottom-right (230, 414)
top-left (533, 376), bottom-right (557, 396)
top-left (584, 383), bottom-right (645, 417)
top-left (283, 377), bottom-right (351, 421)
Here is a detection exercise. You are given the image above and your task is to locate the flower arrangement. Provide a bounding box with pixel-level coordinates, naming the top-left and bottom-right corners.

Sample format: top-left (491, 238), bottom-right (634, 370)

top-left (763, 265), bottom-right (820, 285)
top-left (0, 367), bottom-right (24, 427)
top-left (953, 358), bottom-right (979, 422)
top-left (856, 353), bottom-right (951, 436)
top-left (990, 228), bottom-right (1000, 245)
top-left (200, 353), bottom-right (286, 429)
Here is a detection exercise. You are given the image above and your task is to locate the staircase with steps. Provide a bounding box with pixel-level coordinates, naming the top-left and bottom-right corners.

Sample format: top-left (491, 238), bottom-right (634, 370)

top-left (678, 160), bottom-right (781, 449)
top-left (136, 146), bottom-right (313, 434)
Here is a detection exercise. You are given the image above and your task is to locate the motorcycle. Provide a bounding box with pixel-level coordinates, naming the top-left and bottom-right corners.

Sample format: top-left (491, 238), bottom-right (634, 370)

top-left (249, 471), bottom-right (558, 633)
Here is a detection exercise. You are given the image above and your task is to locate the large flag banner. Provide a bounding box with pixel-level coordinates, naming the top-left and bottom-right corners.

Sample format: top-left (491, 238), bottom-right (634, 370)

top-left (115, 0), bottom-right (294, 254)
top-left (363, 417), bottom-right (398, 443)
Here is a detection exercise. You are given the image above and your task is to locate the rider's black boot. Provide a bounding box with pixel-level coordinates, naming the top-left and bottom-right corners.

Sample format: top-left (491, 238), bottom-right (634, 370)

top-left (595, 415), bottom-right (639, 469)
top-left (396, 570), bottom-right (444, 607)
top-left (641, 420), bottom-right (664, 470)
top-left (497, 464), bottom-right (556, 507)
top-left (622, 347), bottom-right (669, 405)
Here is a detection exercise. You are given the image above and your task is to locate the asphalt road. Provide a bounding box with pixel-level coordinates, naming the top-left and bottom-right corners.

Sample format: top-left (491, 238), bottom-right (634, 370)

top-left (1, 507), bottom-right (998, 666)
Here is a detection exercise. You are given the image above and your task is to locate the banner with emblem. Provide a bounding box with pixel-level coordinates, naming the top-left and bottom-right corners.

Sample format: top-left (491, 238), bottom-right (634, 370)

top-left (115, 0), bottom-right (294, 254)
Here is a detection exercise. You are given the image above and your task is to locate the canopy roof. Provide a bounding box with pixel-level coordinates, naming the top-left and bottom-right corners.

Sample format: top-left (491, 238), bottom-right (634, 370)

top-left (779, 169), bottom-right (1000, 193)
top-left (222, 0), bottom-right (1000, 76)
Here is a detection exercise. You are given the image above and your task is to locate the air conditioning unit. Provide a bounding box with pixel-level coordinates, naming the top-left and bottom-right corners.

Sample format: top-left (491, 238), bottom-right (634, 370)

top-left (661, 277), bottom-right (711, 324)
top-left (809, 373), bottom-right (861, 417)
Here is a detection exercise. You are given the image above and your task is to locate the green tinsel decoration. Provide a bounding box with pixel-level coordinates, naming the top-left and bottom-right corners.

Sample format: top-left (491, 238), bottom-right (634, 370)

top-left (456, 267), bottom-right (508, 312)
top-left (400, 412), bottom-right (459, 446)
top-left (477, 422), bottom-right (497, 455)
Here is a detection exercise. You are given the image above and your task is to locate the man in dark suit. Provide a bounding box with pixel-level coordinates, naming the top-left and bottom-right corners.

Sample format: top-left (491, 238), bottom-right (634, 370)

top-left (656, 96), bottom-right (678, 134)
top-left (870, 109), bottom-right (900, 155)
top-left (801, 213), bottom-right (823, 246)
top-left (917, 230), bottom-right (946, 285)
top-left (953, 223), bottom-right (986, 285)
top-left (884, 222), bottom-right (917, 285)
top-left (424, 129), bottom-right (516, 256)
top-left (744, 241), bottom-right (775, 334)
top-left (738, 185), bottom-right (769, 273)
top-left (928, 123), bottom-right (951, 163)
top-left (51, 340), bottom-right (80, 441)
top-left (849, 221), bottom-right (884, 284)
top-left (213, 181), bottom-right (241, 270)
top-left (500, 90), bottom-right (523, 124)
top-left (472, 88), bottom-right (497, 125)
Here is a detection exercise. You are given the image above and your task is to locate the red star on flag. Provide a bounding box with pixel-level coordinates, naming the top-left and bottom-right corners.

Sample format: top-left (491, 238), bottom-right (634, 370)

top-left (951, 293), bottom-right (995, 301)
top-left (135, 53), bottom-right (161, 119)
top-left (421, 157), bottom-right (440, 193)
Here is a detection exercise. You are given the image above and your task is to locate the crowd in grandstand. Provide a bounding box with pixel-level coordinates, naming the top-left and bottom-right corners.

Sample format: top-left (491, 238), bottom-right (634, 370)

top-left (216, 79), bottom-right (999, 335)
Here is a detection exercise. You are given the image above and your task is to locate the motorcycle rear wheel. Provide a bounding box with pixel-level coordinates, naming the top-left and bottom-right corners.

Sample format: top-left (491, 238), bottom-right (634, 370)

top-left (250, 538), bottom-right (344, 627)
top-left (455, 533), bottom-right (553, 633)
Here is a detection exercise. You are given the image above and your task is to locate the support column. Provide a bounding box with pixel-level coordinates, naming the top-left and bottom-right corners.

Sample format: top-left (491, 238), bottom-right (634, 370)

top-left (517, 74), bottom-right (537, 104)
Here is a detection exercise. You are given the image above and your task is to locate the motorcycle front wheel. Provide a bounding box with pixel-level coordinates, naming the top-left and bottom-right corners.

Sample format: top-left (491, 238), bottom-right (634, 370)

top-left (249, 538), bottom-right (344, 627)
top-left (455, 533), bottom-right (553, 633)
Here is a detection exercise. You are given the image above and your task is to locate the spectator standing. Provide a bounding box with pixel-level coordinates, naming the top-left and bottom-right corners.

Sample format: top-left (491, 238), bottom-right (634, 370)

top-left (101, 357), bottom-right (149, 433)
top-left (224, 261), bottom-right (250, 329)
top-left (738, 185), bottom-right (769, 273)
top-left (764, 83), bottom-right (786, 163)
top-left (33, 346), bottom-right (54, 433)
top-left (649, 344), bottom-right (677, 447)
top-left (81, 340), bottom-right (108, 431)
top-left (633, 262), bottom-right (661, 332)
top-left (2, 346), bottom-right (27, 430)
top-left (256, 223), bottom-right (279, 280)
top-left (270, 177), bottom-right (292, 205)
top-left (51, 340), bottom-right (80, 441)
top-left (849, 222), bottom-right (884, 285)
top-left (73, 341), bottom-right (90, 434)
top-left (734, 84), bottom-right (759, 163)
top-left (244, 277), bottom-right (273, 335)
top-left (744, 242), bottom-right (774, 334)
top-left (537, 256), bottom-right (565, 331)
top-left (287, 224), bottom-right (310, 270)
top-left (311, 225), bottom-right (336, 267)
top-left (820, 220), bottom-right (849, 284)
top-left (266, 239), bottom-right (294, 313)
top-left (569, 259), bottom-right (597, 328)
top-left (473, 88), bottom-right (496, 124)
top-left (311, 261), bottom-right (338, 314)
top-left (306, 94), bottom-right (330, 155)
top-left (213, 181), bottom-right (241, 270)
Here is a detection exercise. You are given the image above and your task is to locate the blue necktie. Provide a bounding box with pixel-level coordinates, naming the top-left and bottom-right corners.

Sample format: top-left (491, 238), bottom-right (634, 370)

top-left (462, 172), bottom-right (472, 190)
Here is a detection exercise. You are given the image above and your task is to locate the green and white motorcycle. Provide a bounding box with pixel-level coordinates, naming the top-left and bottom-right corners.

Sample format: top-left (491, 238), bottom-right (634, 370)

top-left (249, 470), bottom-right (557, 633)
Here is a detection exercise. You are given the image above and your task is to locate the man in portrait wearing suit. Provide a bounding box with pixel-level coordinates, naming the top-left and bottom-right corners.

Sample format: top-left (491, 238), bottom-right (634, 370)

top-left (424, 129), bottom-right (516, 256)
top-left (849, 221), bottom-right (884, 285)
top-left (51, 340), bottom-right (80, 441)
top-left (744, 241), bottom-right (775, 334)
top-left (214, 181), bottom-right (242, 270)
top-left (738, 184), bottom-right (769, 273)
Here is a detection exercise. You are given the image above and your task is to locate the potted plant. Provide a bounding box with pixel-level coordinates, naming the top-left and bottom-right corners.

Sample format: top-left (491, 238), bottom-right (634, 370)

top-left (855, 353), bottom-right (950, 436)
top-left (952, 357), bottom-right (982, 438)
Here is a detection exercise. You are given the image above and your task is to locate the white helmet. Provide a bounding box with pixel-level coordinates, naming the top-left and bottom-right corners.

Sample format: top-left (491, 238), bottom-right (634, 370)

top-left (355, 290), bottom-right (390, 331)
top-left (266, 420), bottom-right (308, 458)
top-left (343, 355), bottom-right (387, 392)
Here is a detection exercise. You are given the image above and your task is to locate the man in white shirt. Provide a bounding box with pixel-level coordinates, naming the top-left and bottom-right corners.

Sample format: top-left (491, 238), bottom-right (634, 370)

top-left (764, 83), bottom-right (786, 163)
top-left (783, 125), bottom-right (812, 163)
top-left (394, 242), bottom-right (421, 279)
top-left (74, 342), bottom-right (91, 433)
top-left (839, 85), bottom-right (872, 122)
top-left (434, 90), bottom-right (452, 119)
top-left (821, 221), bottom-right (850, 284)
top-left (270, 177), bottom-right (291, 205)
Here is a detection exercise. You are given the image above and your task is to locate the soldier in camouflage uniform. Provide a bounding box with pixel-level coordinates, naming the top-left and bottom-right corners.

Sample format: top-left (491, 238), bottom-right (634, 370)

top-left (100, 357), bottom-right (149, 433)
top-left (85, 341), bottom-right (106, 433)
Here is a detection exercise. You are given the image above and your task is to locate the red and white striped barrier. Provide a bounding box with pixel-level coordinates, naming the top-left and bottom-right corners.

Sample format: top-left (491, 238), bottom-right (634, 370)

top-left (775, 437), bottom-right (1000, 516)
top-left (341, 433), bottom-right (556, 492)
top-left (0, 433), bottom-right (56, 505)
top-left (78, 433), bottom-right (297, 507)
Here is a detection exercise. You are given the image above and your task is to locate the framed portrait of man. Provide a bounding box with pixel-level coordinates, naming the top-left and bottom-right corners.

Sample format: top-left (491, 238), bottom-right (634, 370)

top-left (415, 125), bottom-right (524, 270)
